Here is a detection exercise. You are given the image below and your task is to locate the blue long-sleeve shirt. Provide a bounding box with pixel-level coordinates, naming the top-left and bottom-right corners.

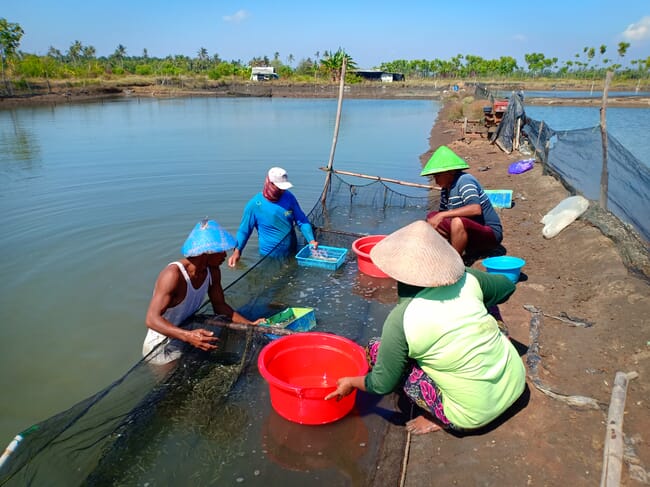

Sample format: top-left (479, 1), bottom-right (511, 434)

top-left (234, 191), bottom-right (315, 257)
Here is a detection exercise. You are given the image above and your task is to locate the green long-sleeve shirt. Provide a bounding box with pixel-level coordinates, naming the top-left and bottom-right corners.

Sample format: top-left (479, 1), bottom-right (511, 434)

top-left (364, 268), bottom-right (525, 429)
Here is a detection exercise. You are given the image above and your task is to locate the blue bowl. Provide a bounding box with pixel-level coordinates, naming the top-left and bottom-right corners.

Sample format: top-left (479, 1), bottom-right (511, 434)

top-left (481, 256), bottom-right (526, 283)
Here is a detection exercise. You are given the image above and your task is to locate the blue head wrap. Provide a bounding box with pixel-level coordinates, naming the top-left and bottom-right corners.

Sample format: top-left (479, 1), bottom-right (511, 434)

top-left (181, 219), bottom-right (237, 257)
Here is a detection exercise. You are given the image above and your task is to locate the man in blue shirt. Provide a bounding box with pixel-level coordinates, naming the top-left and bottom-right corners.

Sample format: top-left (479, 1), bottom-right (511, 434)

top-left (421, 146), bottom-right (502, 257)
top-left (228, 167), bottom-right (318, 267)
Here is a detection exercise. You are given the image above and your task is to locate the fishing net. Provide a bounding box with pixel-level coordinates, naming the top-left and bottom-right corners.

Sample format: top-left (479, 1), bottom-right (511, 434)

top-left (0, 173), bottom-right (434, 486)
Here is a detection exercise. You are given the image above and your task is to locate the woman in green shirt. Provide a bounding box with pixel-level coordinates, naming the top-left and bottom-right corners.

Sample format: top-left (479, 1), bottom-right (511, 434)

top-left (325, 220), bottom-right (526, 435)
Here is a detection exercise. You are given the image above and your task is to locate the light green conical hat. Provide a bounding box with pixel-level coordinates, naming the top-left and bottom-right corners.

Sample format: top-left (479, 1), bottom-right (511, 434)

top-left (420, 145), bottom-right (469, 176)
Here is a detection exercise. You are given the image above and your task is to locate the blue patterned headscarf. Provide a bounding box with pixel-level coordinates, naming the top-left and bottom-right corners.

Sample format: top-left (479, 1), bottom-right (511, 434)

top-left (181, 219), bottom-right (237, 257)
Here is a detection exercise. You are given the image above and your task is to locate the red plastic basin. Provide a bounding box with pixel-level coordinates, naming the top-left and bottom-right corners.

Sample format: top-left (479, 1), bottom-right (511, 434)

top-left (257, 332), bottom-right (368, 425)
top-left (352, 235), bottom-right (390, 278)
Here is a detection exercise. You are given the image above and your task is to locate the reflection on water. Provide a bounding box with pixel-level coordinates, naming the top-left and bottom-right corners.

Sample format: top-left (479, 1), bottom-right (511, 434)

top-left (0, 111), bottom-right (40, 168)
top-left (262, 409), bottom-right (369, 481)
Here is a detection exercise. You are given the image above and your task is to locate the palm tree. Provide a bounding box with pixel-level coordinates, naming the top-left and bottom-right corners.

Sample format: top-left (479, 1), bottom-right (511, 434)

top-left (197, 47), bottom-right (209, 71)
top-left (113, 44), bottom-right (127, 69)
top-left (68, 40), bottom-right (83, 66)
top-left (320, 48), bottom-right (356, 82)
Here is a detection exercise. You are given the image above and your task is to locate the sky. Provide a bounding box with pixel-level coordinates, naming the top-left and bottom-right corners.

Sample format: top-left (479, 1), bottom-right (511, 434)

top-left (4, 1), bottom-right (649, 69)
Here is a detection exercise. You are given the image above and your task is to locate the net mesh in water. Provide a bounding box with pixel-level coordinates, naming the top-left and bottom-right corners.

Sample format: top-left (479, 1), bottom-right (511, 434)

top-left (0, 173), bottom-right (433, 486)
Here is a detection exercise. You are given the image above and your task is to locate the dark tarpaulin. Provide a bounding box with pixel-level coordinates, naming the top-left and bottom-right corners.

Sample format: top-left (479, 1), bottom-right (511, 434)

top-left (491, 91), bottom-right (526, 154)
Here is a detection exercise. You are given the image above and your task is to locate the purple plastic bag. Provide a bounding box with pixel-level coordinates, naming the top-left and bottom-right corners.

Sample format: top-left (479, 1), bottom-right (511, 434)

top-left (508, 159), bottom-right (535, 174)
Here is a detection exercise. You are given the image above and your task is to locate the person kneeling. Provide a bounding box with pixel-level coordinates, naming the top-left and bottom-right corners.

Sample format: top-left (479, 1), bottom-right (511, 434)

top-left (325, 220), bottom-right (525, 434)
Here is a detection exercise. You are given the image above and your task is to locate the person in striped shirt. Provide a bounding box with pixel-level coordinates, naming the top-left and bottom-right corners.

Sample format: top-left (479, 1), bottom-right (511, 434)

top-left (421, 145), bottom-right (502, 257)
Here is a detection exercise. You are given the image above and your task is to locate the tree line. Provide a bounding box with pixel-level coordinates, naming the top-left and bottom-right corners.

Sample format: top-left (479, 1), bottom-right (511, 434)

top-left (1, 17), bottom-right (649, 96)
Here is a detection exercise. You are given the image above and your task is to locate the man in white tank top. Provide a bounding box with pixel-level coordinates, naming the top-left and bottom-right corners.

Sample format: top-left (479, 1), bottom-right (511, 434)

top-left (143, 219), bottom-right (263, 364)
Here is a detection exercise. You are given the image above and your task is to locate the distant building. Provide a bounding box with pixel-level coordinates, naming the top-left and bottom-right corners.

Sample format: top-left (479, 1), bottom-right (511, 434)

top-left (352, 70), bottom-right (405, 82)
top-left (250, 66), bottom-right (279, 81)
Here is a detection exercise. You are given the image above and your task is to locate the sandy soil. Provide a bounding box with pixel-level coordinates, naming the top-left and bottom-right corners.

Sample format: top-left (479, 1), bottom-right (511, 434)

top-left (397, 104), bottom-right (650, 486)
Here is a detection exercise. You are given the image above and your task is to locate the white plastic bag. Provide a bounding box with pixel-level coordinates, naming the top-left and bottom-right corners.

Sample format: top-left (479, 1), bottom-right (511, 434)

top-left (540, 195), bottom-right (589, 239)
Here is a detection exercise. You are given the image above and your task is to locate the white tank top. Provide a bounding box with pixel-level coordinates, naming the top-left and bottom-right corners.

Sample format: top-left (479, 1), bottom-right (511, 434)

top-left (142, 262), bottom-right (211, 361)
top-left (162, 261), bottom-right (211, 325)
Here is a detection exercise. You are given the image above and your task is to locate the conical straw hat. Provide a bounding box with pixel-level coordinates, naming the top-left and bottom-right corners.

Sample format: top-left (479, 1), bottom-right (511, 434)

top-left (420, 145), bottom-right (469, 176)
top-left (182, 219), bottom-right (237, 257)
top-left (369, 220), bottom-right (465, 287)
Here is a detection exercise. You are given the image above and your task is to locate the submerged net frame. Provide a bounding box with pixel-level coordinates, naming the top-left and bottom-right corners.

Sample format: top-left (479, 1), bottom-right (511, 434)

top-left (0, 173), bottom-right (434, 486)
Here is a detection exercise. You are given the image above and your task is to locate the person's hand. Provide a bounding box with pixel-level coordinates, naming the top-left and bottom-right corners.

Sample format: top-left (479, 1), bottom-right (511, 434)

top-left (426, 213), bottom-right (448, 238)
top-left (309, 240), bottom-right (319, 250)
top-left (324, 377), bottom-right (356, 401)
top-left (227, 249), bottom-right (241, 268)
top-left (186, 328), bottom-right (219, 351)
top-left (250, 318), bottom-right (266, 325)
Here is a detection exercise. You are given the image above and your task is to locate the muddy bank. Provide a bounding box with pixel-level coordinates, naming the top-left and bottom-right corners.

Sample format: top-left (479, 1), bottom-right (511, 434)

top-left (397, 100), bottom-right (650, 486)
top-left (2, 80), bottom-right (650, 109)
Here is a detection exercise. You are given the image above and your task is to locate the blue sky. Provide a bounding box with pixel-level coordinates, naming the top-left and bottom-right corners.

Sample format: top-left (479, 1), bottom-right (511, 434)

top-left (4, 1), bottom-right (649, 69)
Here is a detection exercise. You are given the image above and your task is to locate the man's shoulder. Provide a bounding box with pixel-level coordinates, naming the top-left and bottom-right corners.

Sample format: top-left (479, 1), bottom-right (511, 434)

top-left (457, 172), bottom-right (480, 185)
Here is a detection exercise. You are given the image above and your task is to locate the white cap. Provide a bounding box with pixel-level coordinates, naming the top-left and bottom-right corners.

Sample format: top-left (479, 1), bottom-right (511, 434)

top-left (268, 167), bottom-right (293, 190)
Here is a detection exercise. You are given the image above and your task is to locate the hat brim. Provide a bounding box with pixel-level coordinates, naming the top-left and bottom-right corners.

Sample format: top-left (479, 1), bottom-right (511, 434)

top-left (420, 145), bottom-right (470, 176)
top-left (370, 220), bottom-right (465, 287)
top-left (273, 181), bottom-right (293, 190)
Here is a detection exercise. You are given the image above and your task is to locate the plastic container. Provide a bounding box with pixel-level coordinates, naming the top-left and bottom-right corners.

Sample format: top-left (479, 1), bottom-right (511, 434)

top-left (484, 189), bottom-right (513, 208)
top-left (494, 100), bottom-right (509, 112)
top-left (481, 256), bottom-right (526, 283)
top-left (257, 332), bottom-right (368, 425)
top-left (296, 245), bottom-right (347, 271)
top-left (351, 235), bottom-right (390, 278)
top-left (261, 307), bottom-right (316, 339)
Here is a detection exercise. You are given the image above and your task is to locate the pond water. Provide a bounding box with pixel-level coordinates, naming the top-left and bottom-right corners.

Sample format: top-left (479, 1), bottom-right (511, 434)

top-left (0, 96), bottom-right (439, 448)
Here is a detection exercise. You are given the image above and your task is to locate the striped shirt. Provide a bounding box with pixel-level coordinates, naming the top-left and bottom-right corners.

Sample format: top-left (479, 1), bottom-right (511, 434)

top-left (440, 172), bottom-right (503, 242)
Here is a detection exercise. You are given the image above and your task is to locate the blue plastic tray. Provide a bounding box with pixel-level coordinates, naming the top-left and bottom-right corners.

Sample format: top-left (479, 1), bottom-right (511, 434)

top-left (296, 245), bottom-right (348, 270)
top-left (485, 189), bottom-right (513, 208)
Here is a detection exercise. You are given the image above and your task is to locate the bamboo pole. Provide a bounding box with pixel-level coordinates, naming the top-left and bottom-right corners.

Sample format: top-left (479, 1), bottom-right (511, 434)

top-left (600, 371), bottom-right (639, 487)
top-left (321, 57), bottom-right (347, 205)
top-left (319, 167), bottom-right (438, 190)
top-left (193, 314), bottom-right (297, 336)
top-left (514, 118), bottom-right (521, 150)
top-left (535, 120), bottom-right (544, 158)
top-left (599, 71), bottom-right (613, 210)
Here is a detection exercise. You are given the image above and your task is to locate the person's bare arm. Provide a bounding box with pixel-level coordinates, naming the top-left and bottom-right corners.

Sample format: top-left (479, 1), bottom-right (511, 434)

top-left (429, 203), bottom-right (482, 224)
top-left (208, 266), bottom-right (264, 325)
top-left (145, 266), bottom-right (218, 351)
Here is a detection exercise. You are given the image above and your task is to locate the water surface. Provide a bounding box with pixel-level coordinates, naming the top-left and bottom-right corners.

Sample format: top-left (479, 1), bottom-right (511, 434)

top-left (0, 97), bottom-right (439, 445)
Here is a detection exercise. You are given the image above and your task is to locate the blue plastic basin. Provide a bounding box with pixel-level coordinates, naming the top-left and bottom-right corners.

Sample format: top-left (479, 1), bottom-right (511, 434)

top-left (481, 256), bottom-right (526, 283)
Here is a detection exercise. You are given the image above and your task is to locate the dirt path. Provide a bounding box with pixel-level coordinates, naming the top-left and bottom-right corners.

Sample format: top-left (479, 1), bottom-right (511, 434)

top-left (398, 105), bottom-right (650, 486)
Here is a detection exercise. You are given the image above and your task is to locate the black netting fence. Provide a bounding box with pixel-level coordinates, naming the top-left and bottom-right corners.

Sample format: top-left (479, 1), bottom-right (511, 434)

top-left (474, 83), bottom-right (650, 252)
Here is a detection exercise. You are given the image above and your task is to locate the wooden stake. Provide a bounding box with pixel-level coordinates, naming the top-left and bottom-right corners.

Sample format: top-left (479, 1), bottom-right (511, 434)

top-left (599, 71), bottom-right (613, 210)
top-left (600, 371), bottom-right (638, 487)
top-left (514, 118), bottom-right (521, 150)
top-left (321, 57), bottom-right (347, 205)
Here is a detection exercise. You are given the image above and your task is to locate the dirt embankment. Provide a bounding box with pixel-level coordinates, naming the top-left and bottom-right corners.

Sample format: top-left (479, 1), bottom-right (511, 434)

top-left (399, 102), bottom-right (650, 487)
top-left (2, 79), bottom-right (650, 109)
